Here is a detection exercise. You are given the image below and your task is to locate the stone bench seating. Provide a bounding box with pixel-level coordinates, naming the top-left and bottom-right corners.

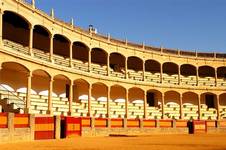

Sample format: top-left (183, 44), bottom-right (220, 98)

top-left (3, 39), bottom-right (29, 55)
top-left (218, 81), bottom-right (226, 86)
top-left (31, 101), bottom-right (48, 107)
top-left (55, 107), bottom-right (69, 112)
top-left (110, 70), bottom-right (125, 79)
top-left (33, 48), bottom-right (50, 62)
top-left (53, 55), bottom-right (70, 67)
top-left (33, 105), bottom-right (48, 111)
top-left (31, 110), bottom-right (47, 115)
top-left (75, 109), bottom-right (88, 113)
top-left (52, 103), bottom-right (69, 108)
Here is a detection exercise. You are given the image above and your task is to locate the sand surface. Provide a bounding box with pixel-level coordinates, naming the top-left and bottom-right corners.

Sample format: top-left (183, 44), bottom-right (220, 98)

top-left (1, 134), bottom-right (226, 150)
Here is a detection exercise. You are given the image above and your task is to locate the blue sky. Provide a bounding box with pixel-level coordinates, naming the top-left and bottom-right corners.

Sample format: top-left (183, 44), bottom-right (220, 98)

top-left (29, 0), bottom-right (226, 53)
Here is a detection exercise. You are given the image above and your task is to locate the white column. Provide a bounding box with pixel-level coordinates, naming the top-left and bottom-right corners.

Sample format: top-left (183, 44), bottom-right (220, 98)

top-left (160, 64), bottom-right (163, 83)
top-left (25, 72), bottom-right (32, 114)
top-left (143, 61), bottom-right (145, 81)
top-left (29, 25), bottom-right (34, 56)
top-left (216, 95), bottom-right (220, 120)
top-left (88, 50), bottom-right (91, 72)
top-left (88, 84), bottom-right (92, 117)
top-left (215, 68), bottom-right (218, 87)
top-left (198, 94), bottom-right (201, 120)
top-left (69, 42), bottom-right (73, 67)
top-left (107, 54), bottom-right (110, 76)
top-left (161, 93), bottom-right (165, 119)
top-left (47, 77), bottom-right (53, 115)
top-left (107, 86), bottom-right (110, 118)
top-left (125, 57), bottom-right (128, 79)
top-left (179, 94), bottom-right (183, 119)
top-left (144, 91), bottom-right (147, 119)
top-left (68, 81), bottom-right (73, 116)
top-left (49, 34), bottom-right (54, 62)
top-left (0, 10), bottom-right (3, 47)
top-left (125, 89), bottom-right (129, 118)
top-left (178, 65), bottom-right (181, 85)
top-left (196, 67), bottom-right (199, 86)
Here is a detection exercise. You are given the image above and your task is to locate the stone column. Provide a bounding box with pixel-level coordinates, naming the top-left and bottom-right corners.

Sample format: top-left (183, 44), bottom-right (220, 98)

top-left (0, 10), bottom-right (3, 47)
top-left (178, 65), bottom-right (181, 85)
top-left (49, 34), bottom-right (54, 62)
top-left (47, 77), bottom-right (53, 115)
top-left (215, 68), bottom-right (218, 87)
top-left (88, 84), bottom-right (92, 117)
top-left (125, 89), bottom-right (129, 118)
top-left (160, 64), bottom-right (163, 83)
top-left (29, 114), bottom-right (35, 140)
top-left (142, 60), bottom-right (145, 81)
top-left (161, 93), bottom-right (165, 119)
top-left (68, 81), bottom-right (73, 116)
top-left (8, 113), bottom-right (14, 140)
top-left (125, 57), bottom-right (128, 79)
top-left (55, 116), bottom-right (61, 139)
top-left (198, 94), bottom-right (201, 120)
top-left (107, 53), bottom-right (110, 76)
top-left (29, 25), bottom-right (34, 56)
top-left (88, 50), bottom-right (91, 72)
top-left (25, 72), bottom-right (32, 114)
top-left (216, 94), bottom-right (220, 120)
top-left (144, 90), bottom-right (147, 119)
top-left (69, 42), bottom-right (73, 67)
top-left (179, 94), bottom-right (183, 119)
top-left (107, 86), bottom-right (110, 118)
top-left (196, 67), bottom-right (199, 86)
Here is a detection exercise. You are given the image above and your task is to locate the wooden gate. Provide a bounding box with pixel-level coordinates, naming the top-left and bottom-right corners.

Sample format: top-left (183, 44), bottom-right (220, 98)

top-left (65, 117), bottom-right (81, 138)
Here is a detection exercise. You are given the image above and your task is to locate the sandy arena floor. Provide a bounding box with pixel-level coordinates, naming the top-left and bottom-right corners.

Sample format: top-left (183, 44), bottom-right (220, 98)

top-left (1, 134), bottom-right (226, 150)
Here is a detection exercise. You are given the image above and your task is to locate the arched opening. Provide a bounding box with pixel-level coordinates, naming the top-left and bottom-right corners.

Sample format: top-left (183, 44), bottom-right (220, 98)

top-left (219, 93), bottom-right (226, 119)
top-left (200, 92), bottom-right (217, 120)
top-left (199, 66), bottom-right (215, 86)
top-left (32, 69), bottom-right (51, 115)
top-left (92, 82), bottom-right (108, 118)
top-left (163, 62), bottom-right (179, 85)
top-left (145, 60), bottom-right (161, 83)
top-left (0, 62), bottom-right (29, 90)
top-left (91, 48), bottom-right (107, 65)
top-left (182, 92), bottom-right (199, 120)
top-left (127, 56), bottom-right (143, 72)
top-left (72, 42), bottom-right (89, 62)
top-left (164, 91), bottom-right (180, 119)
top-left (217, 67), bottom-right (226, 87)
top-left (110, 52), bottom-right (125, 73)
top-left (199, 66), bottom-right (215, 77)
top-left (127, 56), bottom-right (143, 81)
top-left (110, 85), bottom-right (126, 118)
top-left (0, 62), bottom-right (29, 113)
top-left (163, 62), bottom-right (178, 75)
top-left (33, 25), bottom-right (50, 53)
top-left (53, 34), bottom-right (70, 58)
top-left (128, 87), bottom-right (144, 118)
top-left (146, 89), bottom-right (162, 119)
top-left (3, 11), bottom-right (30, 46)
top-left (180, 64), bottom-right (197, 86)
top-left (91, 48), bottom-right (108, 75)
top-left (73, 79), bottom-right (90, 117)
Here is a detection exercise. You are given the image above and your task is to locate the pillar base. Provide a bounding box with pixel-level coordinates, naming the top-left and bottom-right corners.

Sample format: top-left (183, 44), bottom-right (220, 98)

top-left (46, 110), bottom-right (53, 115)
top-left (67, 111), bottom-right (72, 116)
top-left (24, 108), bottom-right (31, 114)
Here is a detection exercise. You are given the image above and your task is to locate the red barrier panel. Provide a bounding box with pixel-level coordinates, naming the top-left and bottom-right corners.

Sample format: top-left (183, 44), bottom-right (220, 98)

top-left (81, 117), bottom-right (91, 127)
top-left (176, 120), bottom-right (188, 128)
top-left (143, 119), bottom-right (156, 128)
top-left (193, 120), bottom-right (206, 134)
top-left (35, 117), bottom-right (55, 140)
top-left (0, 113), bottom-right (7, 128)
top-left (95, 118), bottom-right (107, 128)
top-left (111, 118), bottom-right (123, 128)
top-left (14, 114), bottom-right (29, 128)
top-left (219, 120), bottom-right (226, 128)
top-left (127, 119), bottom-right (140, 128)
top-left (206, 120), bottom-right (216, 128)
top-left (159, 120), bottom-right (172, 128)
top-left (65, 117), bottom-right (81, 138)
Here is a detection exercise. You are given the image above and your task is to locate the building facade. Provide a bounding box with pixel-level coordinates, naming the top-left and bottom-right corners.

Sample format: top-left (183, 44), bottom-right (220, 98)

top-left (0, 0), bottom-right (226, 121)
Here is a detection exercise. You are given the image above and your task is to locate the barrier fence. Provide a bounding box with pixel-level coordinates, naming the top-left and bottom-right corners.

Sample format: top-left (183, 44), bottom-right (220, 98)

top-left (1, 113), bottom-right (226, 141)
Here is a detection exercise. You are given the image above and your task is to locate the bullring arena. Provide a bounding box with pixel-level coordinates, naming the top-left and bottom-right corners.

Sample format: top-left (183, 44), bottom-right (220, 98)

top-left (0, 0), bottom-right (226, 149)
